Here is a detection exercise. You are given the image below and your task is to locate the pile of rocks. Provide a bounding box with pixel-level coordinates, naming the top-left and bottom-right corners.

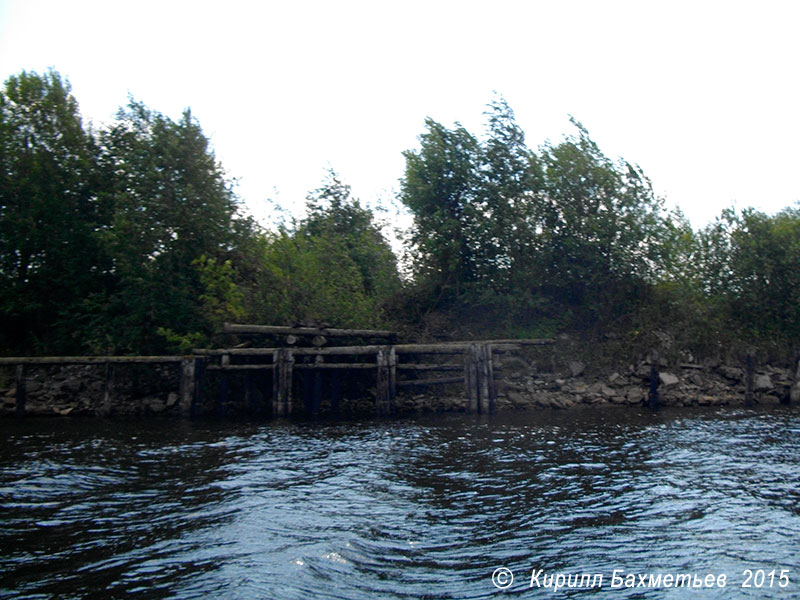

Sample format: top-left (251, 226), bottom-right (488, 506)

top-left (493, 358), bottom-right (794, 411)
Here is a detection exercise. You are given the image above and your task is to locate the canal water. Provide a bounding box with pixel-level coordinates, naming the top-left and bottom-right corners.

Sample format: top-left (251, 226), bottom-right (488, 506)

top-left (1, 407), bottom-right (799, 599)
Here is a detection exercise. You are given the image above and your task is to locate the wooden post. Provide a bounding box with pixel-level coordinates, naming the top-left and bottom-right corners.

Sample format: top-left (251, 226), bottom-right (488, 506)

top-left (388, 346), bottom-right (397, 407)
top-left (272, 348), bottom-right (294, 416)
top-left (15, 364), bottom-right (25, 417)
top-left (377, 347), bottom-right (389, 416)
top-left (102, 363), bottom-right (115, 415)
top-left (194, 358), bottom-right (204, 417)
top-left (302, 356), bottom-right (312, 414)
top-left (477, 344), bottom-right (491, 415)
top-left (179, 358), bottom-right (196, 416)
top-left (465, 345), bottom-right (478, 413)
top-left (245, 372), bottom-right (255, 415)
top-left (331, 369), bottom-right (341, 413)
top-left (745, 351), bottom-right (754, 407)
top-left (486, 344), bottom-right (496, 413)
top-left (312, 356), bottom-right (323, 416)
top-left (648, 350), bottom-right (660, 409)
top-left (790, 352), bottom-right (800, 405)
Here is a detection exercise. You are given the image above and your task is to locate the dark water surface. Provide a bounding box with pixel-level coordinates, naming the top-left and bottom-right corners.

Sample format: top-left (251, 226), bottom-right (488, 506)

top-left (1, 407), bottom-right (799, 599)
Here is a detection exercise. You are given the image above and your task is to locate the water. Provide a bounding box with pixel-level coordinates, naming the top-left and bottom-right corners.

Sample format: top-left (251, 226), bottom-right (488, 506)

top-left (1, 407), bottom-right (799, 599)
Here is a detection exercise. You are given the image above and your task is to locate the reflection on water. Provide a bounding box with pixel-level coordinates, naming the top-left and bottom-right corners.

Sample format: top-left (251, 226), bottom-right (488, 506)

top-left (1, 407), bottom-right (799, 599)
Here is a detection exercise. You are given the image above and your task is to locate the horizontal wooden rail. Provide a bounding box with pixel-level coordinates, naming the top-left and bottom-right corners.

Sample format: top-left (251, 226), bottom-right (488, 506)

top-left (397, 376), bottom-right (465, 387)
top-left (224, 323), bottom-right (396, 338)
top-left (195, 342), bottom-right (522, 357)
top-left (397, 364), bottom-right (463, 371)
top-left (0, 356), bottom-right (184, 365)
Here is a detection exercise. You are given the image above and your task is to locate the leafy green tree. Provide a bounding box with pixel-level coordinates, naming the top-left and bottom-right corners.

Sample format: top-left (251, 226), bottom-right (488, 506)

top-left (537, 119), bottom-right (667, 317)
top-left (703, 206), bottom-right (800, 339)
top-left (247, 172), bottom-right (401, 328)
top-left (90, 101), bottom-right (251, 352)
top-left (0, 70), bottom-right (106, 353)
top-left (400, 118), bottom-right (481, 295)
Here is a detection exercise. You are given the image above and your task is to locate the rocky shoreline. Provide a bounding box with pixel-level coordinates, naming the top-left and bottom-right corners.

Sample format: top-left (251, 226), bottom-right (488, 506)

top-left (2, 353), bottom-right (797, 417)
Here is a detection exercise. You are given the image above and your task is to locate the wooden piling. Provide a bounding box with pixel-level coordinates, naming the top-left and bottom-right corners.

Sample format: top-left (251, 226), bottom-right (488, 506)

top-left (102, 363), bottom-right (115, 415)
top-left (465, 345), bottom-right (478, 413)
top-left (179, 358), bottom-right (197, 416)
top-left (486, 344), bottom-right (496, 412)
top-left (272, 348), bottom-right (294, 416)
top-left (331, 369), bottom-right (342, 413)
top-left (648, 351), bottom-right (660, 409)
top-left (745, 352), bottom-right (754, 407)
top-left (312, 356), bottom-right (323, 415)
top-left (15, 364), bottom-right (25, 417)
top-left (376, 346), bottom-right (391, 415)
top-left (477, 344), bottom-right (491, 415)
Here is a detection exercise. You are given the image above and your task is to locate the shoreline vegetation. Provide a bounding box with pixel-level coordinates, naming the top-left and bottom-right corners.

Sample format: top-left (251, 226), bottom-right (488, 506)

top-left (2, 70), bottom-right (800, 419)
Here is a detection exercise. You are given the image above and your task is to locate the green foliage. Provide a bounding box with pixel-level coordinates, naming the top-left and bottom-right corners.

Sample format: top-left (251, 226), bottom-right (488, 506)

top-left (2, 69), bottom-right (799, 358)
top-left (247, 172), bottom-right (401, 329)
top-left (399, 102), bottom-right (673, 331)
top-left (84, 101), bottom-right (251, 352)
top-left (0, 70), bottom-right (106, 353)
top-left (695, 206), bottom-right (800, 341)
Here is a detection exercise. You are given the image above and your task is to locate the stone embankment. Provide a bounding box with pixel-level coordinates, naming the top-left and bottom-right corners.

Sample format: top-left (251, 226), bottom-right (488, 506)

top-left (492, 358), bottom-right (793, 411)
top-left (1, 356), bottom-right (796, 417)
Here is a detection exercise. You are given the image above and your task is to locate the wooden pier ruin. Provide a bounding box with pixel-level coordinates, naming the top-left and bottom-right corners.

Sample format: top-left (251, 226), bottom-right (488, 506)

top-left (193, 323), bottom-right (556, 417)
top-left (0, 323), bottom-right (555, 417)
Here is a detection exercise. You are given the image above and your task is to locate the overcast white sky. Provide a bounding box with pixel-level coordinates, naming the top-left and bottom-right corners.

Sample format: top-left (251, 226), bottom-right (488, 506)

top-left (1, 0), bottom-right (798, 230)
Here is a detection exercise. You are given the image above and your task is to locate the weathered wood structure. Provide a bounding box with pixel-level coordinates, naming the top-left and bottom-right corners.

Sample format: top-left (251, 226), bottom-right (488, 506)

top-left (193, 323), bottom-right (557, 416)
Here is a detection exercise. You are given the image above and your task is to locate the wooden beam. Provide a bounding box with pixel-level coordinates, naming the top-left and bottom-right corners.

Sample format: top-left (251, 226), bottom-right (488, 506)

top-left (398, 376), bottom-right (465, 387)
top-left (0, 356), bottom-right (183, 365)
top-left (224, 323), bottom-right (396, 338)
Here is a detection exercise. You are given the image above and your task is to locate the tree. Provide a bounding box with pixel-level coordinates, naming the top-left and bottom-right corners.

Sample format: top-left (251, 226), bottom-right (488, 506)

top-left (247, 172), bottom-right (401, 328)
top-left (0, 70), bottom-right (106, 354)
top-left (400, 118), bottom-right (481, 295)
top-left (537, 119), bottom-right (667, 316)
top-left (91, 101), bottom-right (251, 352)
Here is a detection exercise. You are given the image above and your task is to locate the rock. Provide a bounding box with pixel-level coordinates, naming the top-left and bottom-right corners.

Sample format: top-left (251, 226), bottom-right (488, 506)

top-left (791, 385), bottom-right (800, 404)
top-left (601, 385), bottom-right (616, 398)
top-left (568, 361), bottom-right (585, 377)
top-left (718, 366), bottom-right (743, 381)
top-left (25, 380), bottom-right (43, 394)
top-left (507, 391), bottom-right (528, 406)
top-left (166, 392), bottom-right (179, 408)
top-left (687, 372), bottom-right (705, 387)
top-left (754, 374), bottom-right (773, 391)
top-left (659, 372), bottom-right (680, 387)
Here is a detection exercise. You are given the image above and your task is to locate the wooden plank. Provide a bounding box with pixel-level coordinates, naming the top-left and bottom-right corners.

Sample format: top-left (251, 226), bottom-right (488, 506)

top-left (195, 342), bottom-right (523, 357)
top-left (224, 323), bottom-right (396, 338)
top-left (396, 364), bottom-right (462, 371)
top-left (0, 356), bottom-right (183, 365)
top-left (206, 364), bottom-right (276, 371)
top-left (397, 376), bottom-right (465, 387)
top-left (438, 338), bottom-right (555, 346)
top-left (293, 363), bottom-right (375, 370)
